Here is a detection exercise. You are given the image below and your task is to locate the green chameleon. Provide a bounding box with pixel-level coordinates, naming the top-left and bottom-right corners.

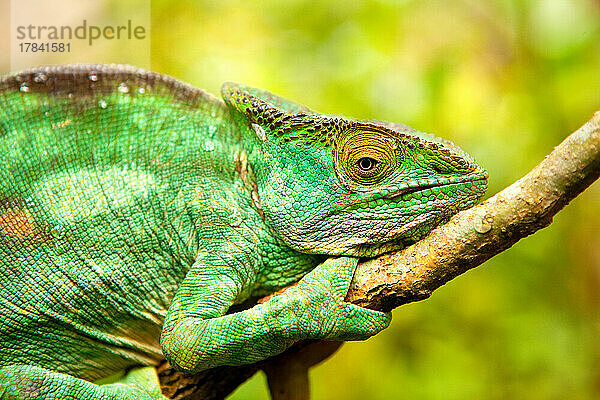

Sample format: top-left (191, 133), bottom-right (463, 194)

top-left (0, 65), bottom-right (487, 399)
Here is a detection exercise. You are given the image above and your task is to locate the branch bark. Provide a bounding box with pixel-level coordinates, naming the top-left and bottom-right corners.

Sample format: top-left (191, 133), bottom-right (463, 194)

top-left (159, 111), bottom-right (600, 399)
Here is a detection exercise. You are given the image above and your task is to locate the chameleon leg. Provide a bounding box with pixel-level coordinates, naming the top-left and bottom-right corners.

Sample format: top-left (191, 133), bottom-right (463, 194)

top-left (0, 365), bottom-right (168, 399)
top-left (161, 256), bottom-right (391, 373)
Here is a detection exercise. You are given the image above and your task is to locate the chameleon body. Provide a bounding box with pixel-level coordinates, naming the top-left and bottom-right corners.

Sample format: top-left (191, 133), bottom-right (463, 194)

top-left (0, 65), bottom-right (487, 399)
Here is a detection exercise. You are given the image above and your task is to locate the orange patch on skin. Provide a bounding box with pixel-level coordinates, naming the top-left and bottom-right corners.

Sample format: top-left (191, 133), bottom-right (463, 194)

top-left (0, 210), bottom-right (35, 238)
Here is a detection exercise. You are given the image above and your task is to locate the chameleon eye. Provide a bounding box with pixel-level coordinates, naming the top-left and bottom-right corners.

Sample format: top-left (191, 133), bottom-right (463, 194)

top-left (335, 127), bottom-right (402, 190)
top-left (356, 157), bottom-right (379, 173)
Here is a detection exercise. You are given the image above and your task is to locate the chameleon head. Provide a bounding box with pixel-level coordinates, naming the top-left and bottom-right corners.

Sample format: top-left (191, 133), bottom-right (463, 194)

top-left (223, 83), bottom-right (488, 257)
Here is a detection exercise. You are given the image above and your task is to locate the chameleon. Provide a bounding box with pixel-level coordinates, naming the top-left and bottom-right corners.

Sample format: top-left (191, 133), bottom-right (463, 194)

top-left (0, 64), bottom-right (488, 399)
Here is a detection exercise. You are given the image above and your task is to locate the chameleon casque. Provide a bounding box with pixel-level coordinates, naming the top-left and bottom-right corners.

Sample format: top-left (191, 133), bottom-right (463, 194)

top-left (0, 64), bottom-right (488, 399)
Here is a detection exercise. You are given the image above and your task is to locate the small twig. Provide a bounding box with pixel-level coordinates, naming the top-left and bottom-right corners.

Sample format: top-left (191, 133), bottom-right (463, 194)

top-left (264, 341), bottom-right (343, 400)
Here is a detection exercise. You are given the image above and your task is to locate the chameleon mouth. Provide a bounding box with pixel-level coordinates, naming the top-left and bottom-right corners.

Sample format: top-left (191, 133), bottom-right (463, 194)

top-left (382, 173), bottom-right (488, 200)
top-left (382, 183), bottom-right (441, 199)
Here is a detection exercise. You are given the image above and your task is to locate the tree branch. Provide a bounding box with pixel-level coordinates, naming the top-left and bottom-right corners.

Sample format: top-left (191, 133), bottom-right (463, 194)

top-left (159, 111), bottom-right (600, 399)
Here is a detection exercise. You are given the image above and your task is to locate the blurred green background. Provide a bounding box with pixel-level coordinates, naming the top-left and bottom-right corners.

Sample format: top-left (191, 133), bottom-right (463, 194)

top-left (3, 0), bottom-right (600, 398)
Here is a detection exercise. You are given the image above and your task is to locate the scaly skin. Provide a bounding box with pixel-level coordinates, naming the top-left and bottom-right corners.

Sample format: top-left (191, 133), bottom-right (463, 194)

top-left (0, 65), bottom-right (487, 399)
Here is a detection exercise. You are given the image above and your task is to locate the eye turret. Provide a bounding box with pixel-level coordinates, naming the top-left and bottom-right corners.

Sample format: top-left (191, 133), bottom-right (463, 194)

top-left (335, 127), bottom-right (402, 191)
